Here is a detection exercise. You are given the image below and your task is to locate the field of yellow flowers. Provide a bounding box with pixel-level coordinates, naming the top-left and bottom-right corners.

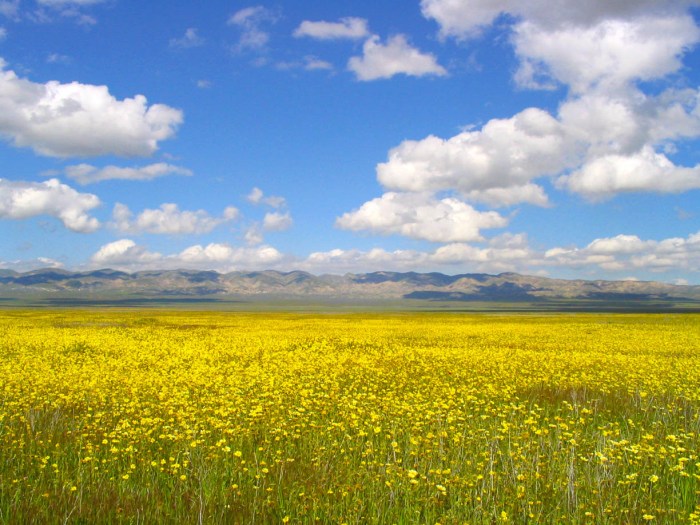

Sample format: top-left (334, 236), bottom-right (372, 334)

top-left (0, 310), bottom-right (699, 524)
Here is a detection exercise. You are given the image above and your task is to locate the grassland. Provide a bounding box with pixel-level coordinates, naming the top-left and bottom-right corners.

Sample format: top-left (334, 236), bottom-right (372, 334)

top-left (0, 311), bottom-right (699, 523)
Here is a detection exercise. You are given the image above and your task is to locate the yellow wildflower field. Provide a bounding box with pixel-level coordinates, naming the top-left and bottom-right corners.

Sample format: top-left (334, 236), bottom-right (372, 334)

top-left (0, 311), bottom-right (699, 523)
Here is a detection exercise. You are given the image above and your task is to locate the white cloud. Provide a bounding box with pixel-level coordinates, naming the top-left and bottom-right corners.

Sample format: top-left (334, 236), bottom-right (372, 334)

top-left (263, 211), bottom-right (292, 231)
top-left (246, 187), bottom-right (286, 208)
top-left (420, 0), bottom-right (697, 38)
top-left (111, 203), bottom-right (239, 235)
top-left (544, 231), bottom-right (700, 273)
top-left (301, 229), bottom-right (700, 277)
top-left (169, 28), bottom-right (204, 49)
top-left (0, 178), bottom-right (100, 232)
top-left (365, 78), bottom-right (700, 207)
top-left (302, 233), bottom-right (534, 274)
top-left (244, 224), bottom-right (264, 246)
top-left (0, 27), bottom-right (6, 40)
top-left (0, 256), bottom-right (64, 271)
top-left (62, 163), bottom-right (193, 185)
top-left (90, 239), bottom-right (160, 267)
top-left (348, 35), bottom-right (447, 81)
top-left (377, 108), bottom-right (570, 200)
top-left (422, 1), bottom-right (700, 92)
top-left (336, 192), bottom-right (507, 243)
top-left (89, 239), bottom-right (287, 272)
top-left (557, 146), bottom-right (700, 199)
top-left (196, 79), bottom-right (212, 89)
top-left (512, 16), bottom-right (700, 93)
top-left (294, 17), bottom-right (369, 40)
top-left (463, 184), bottom-right (550, 207)
top-left (228, 6), bottom-right (278, 52)
top-left (0, 58), bottom-right (183, 157)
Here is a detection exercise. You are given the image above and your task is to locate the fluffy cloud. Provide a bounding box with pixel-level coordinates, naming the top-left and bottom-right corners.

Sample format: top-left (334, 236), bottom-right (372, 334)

top-left (0, 58), bottom-right (183, 157)
top-left (169, 28), bottom-right (204, 49)
top-left (228, 6), bottom-right (278, 52)
top-left (0, 256), bottom-right (64, 271)
top-left (111, 203), bottom-right (238, 235)
top-left (246, 187), bottom-right (286, 208)
top-left (372, 0), bottom-right (697, 209)
top-left (263, 211), bottom-right (293, 231)
top-left (90, 239), bottom-right (160, 267)
top-left (348, 35), bottom-right (447, 81)
top-left (545, 231), bottom-right (700, 273)
top-left (302, 233), bottom-right (534, 274)
top-left (512, 16), bottom-right (700, 93)
top-left (302, 229), bottom-right (700, 277)
top-left (294, 17), bottom-right (369, 40)
top-left (89, 239), bottom-right (286, 272)
top-left (336, 192), bottom-right (507, 243)
top-left (0, 178), bottom-right (100, 232)
top-left (377, 108), bottom-right (569, 201)
top-left (360, 52), bottom-right (700, 210)
top-left (420, 0), bottom-right (696, 38)
top-left (557, 146), bottom-right (700, 199)
top-left (62, 163), bottom-right (193, 185)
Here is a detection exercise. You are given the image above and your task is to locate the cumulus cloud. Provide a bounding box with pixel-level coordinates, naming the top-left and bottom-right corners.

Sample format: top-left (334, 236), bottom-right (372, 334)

top-left (169, 28), bottom-right (204, 49)
top-left (364, 0), bottom-right (695, 211)
top-left (336, 192), bottom-right (507, 243)
top-left (294, 17), bottom-right (369, 40)
top-left (111, 203), bottom-right (239, 235)
top-left (0, 58), bottom-right (183, 157)
top-left (246, 187), bottom-right (286, 208)
top-left (89, 239), bottom-right (287, 272)
top-left (373, 86), bottom-right (700, 205)
top-left (377, 108), bottom-right (569, 200)
top-left (545, 231), bottom-right (700, 273)
top-left (90, 239), bottom-right (160, 267)
top-left (263, 211), bottom-right (292, 231)
top-left (557, 146), bottom-right (700, 199)
top-left (62, 163), bottom-right (193, 185)
top-left (512, 16), bottom-right (700, 93)
top-left (0, 178), bottom-right (100, 232)
top-left (244, 224), bottom-right (264, 246)
top-left (348, 35), bottom-right (447, 81)
top-left (420, 0), bottom-right (697, 38)
top-left (228, 6), bottom-right (278, 52)
top-left (302, 233), bottom-right (534, 274)
top-left (302, 229), bottom-right (700, 277)
top-left (0, 256), bottom-right (64, 271)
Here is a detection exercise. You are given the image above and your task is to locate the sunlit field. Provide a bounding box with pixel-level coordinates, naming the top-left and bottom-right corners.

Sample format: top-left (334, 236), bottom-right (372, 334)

top-left (0, 311), bottom-right (699, 524)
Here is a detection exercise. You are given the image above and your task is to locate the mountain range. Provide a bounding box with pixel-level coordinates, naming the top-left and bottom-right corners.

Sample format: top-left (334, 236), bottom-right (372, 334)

top-left (1, 268), bottom-right (699, 307)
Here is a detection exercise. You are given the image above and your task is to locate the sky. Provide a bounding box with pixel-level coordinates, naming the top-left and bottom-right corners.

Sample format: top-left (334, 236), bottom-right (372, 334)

top-left (1, 0), bottom-right (700, 283)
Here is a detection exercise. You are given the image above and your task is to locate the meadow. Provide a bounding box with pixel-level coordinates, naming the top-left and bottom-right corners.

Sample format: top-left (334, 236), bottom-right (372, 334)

top-left (0, 310), bottom-right (698, 524)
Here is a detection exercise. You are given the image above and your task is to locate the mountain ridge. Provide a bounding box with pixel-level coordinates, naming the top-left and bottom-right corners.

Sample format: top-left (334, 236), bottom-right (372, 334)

top-left (1, 268), bottom-right (698, 304)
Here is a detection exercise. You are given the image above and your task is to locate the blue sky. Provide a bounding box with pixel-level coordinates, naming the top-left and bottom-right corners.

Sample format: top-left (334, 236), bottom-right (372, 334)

top-left (1, 0), bottom-right (700, 283)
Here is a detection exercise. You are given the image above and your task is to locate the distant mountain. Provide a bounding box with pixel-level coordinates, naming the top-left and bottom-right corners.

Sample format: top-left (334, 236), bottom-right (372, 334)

top-left (0, 268), bottom-right (699, 306)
